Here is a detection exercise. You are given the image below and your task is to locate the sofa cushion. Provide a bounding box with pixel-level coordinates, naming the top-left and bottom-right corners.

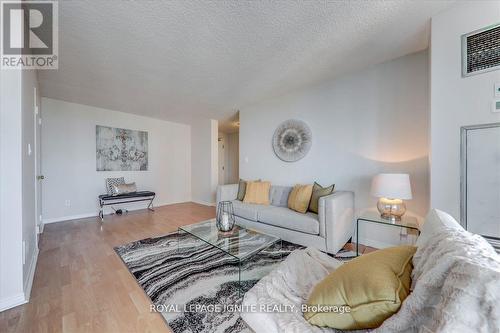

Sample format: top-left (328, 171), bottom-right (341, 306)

top-left (269, 185), bottom-right (293, 207)
top-left (231, 200), bottom-right (270, 222)
top-left (258, 206), bottom-right (319, 235)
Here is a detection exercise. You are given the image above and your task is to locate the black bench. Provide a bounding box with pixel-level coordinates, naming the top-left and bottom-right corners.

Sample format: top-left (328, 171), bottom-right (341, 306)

top-left (98, 191), bottom-right (155, 221)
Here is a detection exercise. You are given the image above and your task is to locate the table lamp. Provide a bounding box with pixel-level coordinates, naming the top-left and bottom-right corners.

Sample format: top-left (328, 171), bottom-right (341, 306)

top-left (371, 173), bottom-right (412, 221)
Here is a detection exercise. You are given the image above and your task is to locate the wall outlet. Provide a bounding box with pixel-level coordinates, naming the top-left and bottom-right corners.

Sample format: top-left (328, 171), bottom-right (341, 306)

top-left (65, 200), bottom-right (71, 207)
top-left (493, 99), bottom-right (500, 113)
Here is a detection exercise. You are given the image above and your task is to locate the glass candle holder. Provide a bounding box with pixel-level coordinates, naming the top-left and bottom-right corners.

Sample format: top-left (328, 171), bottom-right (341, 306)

top-left (216, 201), bottom-right (235, 232)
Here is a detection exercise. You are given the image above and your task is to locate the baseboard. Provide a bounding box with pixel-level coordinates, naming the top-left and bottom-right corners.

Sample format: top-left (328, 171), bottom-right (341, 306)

top-left (43, 212), bottom-right (97, 224)
top-left (191, 200), bottom-right (216, 207)
top-left (42, 201), bottom-right (188, 224)
top-left (0, 293), bottom-right (26, 312)
top-left (23, 247), bottom-right (39, 301)
top-left (37, 222), bottom-right (44, 234)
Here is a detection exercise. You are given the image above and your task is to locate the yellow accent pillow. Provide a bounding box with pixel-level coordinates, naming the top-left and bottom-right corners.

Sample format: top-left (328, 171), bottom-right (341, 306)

top-left (288, 184), bottom-right (314, 213)
top-left (243, 181), bottom-right (271, 205)
top-left (304, 245), bottom-right (417, 330)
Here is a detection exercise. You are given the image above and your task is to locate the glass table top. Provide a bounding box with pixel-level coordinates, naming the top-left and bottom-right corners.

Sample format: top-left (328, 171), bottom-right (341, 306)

top-left (358, 210), bottom-right (420, 231)
top-left (179, 219), bottom-right (281, 261)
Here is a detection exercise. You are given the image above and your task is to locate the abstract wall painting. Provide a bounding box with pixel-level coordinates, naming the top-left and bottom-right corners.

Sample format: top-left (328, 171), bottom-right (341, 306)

top-left (96, 125), bottom-right (148, 171)
top-left (272, 119), bottom-right (312, 162)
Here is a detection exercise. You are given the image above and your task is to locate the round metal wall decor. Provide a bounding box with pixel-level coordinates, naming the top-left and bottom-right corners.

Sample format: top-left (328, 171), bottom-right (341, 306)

top-left (272, 119), bottom-right (312, 162)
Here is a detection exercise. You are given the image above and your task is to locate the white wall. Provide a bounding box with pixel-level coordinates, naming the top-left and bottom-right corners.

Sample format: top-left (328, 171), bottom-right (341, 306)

top-left (191, 118), bottom-right (218, 205)
top-left (0, 70), bottom-right (25, 311)
top-left (21, 70), bottom-right (40, 299)
top-left (0, 51), bottom-right (40, 310)
top-left (240, 51), bottom-right (429, 218)
top-left (430, 1), bottom-right (500, 221)
top-left (41, 98), bottom-right (192, 222)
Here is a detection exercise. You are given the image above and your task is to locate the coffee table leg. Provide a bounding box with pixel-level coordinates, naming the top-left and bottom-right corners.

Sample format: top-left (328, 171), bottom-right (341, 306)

top-left (177, 227), bottom-right (182, 253)
top-left (356, 219), bottom-right (359, 256)
top-left (238, 260), bottom-right (242, 299)
top-left (280, 239), bottom-right (283, 261)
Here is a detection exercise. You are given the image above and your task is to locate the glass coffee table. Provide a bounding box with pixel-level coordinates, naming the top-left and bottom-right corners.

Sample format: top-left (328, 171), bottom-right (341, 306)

top-left (178, 219), bottom-right (281, 297)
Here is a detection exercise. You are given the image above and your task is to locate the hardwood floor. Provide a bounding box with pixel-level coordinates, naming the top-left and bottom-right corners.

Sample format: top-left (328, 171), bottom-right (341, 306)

top-left (0, 202), bottom-right (215, 333)
top-left (0, 202), bottom-right (369, 333)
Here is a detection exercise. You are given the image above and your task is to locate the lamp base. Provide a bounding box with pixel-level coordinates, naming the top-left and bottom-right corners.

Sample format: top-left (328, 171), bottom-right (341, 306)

top-left (377, 198), bottom-right (406, 222)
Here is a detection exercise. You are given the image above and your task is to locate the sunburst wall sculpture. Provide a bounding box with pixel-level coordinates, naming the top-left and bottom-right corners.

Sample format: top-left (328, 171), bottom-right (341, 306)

top-left (272, 119), bottom-right (312, 162)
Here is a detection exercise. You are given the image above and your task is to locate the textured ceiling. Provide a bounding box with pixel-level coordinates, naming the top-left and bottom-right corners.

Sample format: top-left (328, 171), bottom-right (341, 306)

top-left (39, 0), bottom-right (454, 127)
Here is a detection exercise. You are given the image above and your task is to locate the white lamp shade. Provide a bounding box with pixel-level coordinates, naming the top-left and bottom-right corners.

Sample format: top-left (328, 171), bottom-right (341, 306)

top-left (371, 173), bottom-right (412, 200)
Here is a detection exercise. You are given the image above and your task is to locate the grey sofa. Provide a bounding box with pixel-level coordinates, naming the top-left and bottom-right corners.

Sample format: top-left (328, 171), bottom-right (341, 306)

top-left (216, 184), bottom-right (354, 254)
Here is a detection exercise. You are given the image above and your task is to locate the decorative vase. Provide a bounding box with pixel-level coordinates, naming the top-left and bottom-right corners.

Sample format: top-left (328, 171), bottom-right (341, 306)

top-left (216, 201), bottom-right (235, 232)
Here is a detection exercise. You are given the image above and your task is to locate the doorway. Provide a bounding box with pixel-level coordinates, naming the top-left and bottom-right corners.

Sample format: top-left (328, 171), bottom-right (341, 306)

top-left (217, 120), bottom-right (239, 186)
top-left (218, 135), bottom-right (226, 185)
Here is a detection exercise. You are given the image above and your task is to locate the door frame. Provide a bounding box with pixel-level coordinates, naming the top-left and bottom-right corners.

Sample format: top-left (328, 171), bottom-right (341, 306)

top-left (33, 87), bottom-right (43, 237)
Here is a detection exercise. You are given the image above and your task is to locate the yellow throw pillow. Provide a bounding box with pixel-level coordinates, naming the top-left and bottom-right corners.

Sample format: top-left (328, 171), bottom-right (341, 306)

top-left (243, 181), bottom-right (271, 205)
top-left (304, 245), bottom-right (417, 330)
top-left (288, 184), bottom-right (313, 214)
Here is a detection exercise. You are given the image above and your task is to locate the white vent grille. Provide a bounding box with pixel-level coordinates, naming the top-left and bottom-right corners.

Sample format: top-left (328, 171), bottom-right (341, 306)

top-left (462, 23), bottom-right (500, 77)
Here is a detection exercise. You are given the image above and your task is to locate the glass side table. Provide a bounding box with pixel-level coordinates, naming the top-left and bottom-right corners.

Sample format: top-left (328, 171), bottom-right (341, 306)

top-left (356, 210), bottom-right (420, 256)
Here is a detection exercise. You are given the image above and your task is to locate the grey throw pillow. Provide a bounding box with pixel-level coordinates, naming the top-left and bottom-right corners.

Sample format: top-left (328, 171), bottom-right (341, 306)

top-left (237, 179), bottom-right (247, 201)
top-left (106, 177), bottom-right (125, 195)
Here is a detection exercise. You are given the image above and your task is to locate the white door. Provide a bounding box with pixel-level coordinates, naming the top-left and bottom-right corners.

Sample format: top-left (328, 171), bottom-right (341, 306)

top-left (464, 125), bottom-right (500, 241)
top-left (34, 88), bottom-right (43, 236)
top-left (218, 137), bottom-right (225, 185)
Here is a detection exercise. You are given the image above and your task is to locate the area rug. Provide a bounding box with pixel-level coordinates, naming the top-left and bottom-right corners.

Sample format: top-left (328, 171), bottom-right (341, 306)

top-left (115, 231), bottom-right (354, 333)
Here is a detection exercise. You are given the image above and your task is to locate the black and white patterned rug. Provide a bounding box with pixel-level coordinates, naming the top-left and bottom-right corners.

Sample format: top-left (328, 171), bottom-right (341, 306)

top-left (115, 231), bottom-right (355, 333)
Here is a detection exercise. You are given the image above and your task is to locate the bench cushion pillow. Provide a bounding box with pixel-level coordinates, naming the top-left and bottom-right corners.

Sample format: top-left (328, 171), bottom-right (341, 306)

top-left (106, 177), bottom-right (125, 195)
top-left (113, 182), bottom-right (137, 195)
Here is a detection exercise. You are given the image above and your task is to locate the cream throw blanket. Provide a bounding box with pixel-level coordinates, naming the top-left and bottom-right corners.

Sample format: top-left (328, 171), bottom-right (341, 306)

top-left (376, 228), bottom-right (500, 333)
top-left (242, 228), bottom-right (500, 333)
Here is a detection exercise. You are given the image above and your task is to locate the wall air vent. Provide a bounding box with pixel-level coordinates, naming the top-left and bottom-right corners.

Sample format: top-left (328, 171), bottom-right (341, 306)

top-left (462, 23), bottom-right (500, 77)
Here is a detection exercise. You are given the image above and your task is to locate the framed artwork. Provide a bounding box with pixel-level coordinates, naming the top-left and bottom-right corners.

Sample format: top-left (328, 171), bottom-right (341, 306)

top-left (96, 125), bottom-right (148, 171)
